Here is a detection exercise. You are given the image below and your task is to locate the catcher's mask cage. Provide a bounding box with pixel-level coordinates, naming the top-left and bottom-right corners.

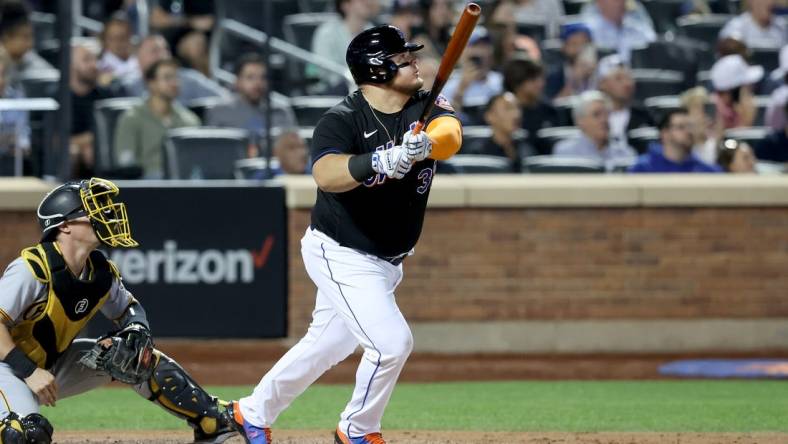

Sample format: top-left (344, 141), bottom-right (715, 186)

top-left (38, 177), bottom-right (138, 248)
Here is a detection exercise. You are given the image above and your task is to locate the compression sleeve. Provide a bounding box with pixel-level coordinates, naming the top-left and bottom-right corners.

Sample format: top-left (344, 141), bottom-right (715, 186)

top-left (426, 116), bottom-right (462, 160)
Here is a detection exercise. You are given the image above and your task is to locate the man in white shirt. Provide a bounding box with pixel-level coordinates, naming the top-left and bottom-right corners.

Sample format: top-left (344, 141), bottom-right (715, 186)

top-left (554, 90), bottom-right (637, 171)
top-left (595, 55), bottom-right (654, 148)
top-left (719, 0), bottom-right (787, 49)
top-left (98, 13), bottom-right (138, 82)
top-left (583, 0), bottom-right (656, 61)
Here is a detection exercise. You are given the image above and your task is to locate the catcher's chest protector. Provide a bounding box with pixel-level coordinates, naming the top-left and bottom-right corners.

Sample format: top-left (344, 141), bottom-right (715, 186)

top-left (12, 242), bottom-right (114, 368)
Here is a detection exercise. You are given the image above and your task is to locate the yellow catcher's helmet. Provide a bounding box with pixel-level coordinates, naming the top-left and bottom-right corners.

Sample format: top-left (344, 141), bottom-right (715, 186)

top-left (38, 177), bottom-right (138, 248)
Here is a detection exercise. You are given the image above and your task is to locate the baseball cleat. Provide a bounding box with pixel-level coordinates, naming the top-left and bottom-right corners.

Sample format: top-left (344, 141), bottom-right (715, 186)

top-left (224, 400), bottom-right (272, 444)
top-left (334, 426), bottom-right (386, 444)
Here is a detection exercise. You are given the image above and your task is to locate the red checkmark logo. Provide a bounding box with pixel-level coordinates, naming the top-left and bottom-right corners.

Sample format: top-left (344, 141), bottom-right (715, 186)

top-left (252, 235), bottom-right (275, 269)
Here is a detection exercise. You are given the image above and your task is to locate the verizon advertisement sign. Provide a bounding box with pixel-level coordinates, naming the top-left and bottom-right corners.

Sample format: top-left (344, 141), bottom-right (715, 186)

top-left (92, 184), bottom-right (287, 338)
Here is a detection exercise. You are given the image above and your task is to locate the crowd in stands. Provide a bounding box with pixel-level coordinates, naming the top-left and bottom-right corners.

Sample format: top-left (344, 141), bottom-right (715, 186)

top-left (0, 0), bottom-right (786, 179)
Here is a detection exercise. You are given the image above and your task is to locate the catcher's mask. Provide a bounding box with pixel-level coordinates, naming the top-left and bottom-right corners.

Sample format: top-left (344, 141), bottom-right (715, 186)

top-left (38, 177), bottom-right (138, 248)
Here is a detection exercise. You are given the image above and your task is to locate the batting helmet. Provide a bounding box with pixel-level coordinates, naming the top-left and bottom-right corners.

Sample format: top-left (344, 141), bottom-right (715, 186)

top-left (346, 25), bottom-right (423, 85)
top-left (38, 177), bottom-right (138, 248)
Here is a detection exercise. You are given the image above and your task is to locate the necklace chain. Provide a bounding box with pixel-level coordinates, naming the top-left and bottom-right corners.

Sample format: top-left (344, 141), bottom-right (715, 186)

top-left (367, 101), bottom-right (395, 145)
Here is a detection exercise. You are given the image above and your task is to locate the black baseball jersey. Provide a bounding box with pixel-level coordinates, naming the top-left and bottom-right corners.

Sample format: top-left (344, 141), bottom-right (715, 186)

top-left (310, 90), bottom-right (458, 259)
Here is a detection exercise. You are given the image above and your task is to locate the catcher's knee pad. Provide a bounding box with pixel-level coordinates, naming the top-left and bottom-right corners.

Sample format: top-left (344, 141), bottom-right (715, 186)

top-left (148, 354), bottom-right (224, 435)
top-left (0, 412), bottom-right (53, 444)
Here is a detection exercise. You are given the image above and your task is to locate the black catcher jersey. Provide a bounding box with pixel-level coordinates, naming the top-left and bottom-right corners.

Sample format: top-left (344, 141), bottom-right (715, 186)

top-left (310, 90), bottom-right (458, 258)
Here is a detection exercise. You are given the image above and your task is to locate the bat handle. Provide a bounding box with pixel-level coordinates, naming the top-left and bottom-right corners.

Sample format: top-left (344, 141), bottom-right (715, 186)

top-left (412, 120), bottom-right (425, 135)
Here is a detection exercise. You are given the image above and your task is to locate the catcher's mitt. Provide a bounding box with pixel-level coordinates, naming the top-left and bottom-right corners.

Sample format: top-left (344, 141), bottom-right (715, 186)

top-left (78, 323), bottom-right (155, 385)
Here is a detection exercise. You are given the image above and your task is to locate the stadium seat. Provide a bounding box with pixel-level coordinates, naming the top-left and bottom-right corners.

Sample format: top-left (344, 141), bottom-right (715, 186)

top-left (283, 12), bottom-right (341, 51)
top-left (234, 156), bottom-right (282, 179)
top-left (523, 155), bottom-right (605, 173)
top-left (536, 126), bottom-right (581, 152)
top-left (631, 69), bottom-right (685, 102)
top-left (562, 0), bottom-right (589, 16)
top-left (461, 104), bottom-right (487, 126)
top-left (677, 14), bottom-right (733, 44)
top-left (93, 97), bottom-right (143, 173)
top-left (186, 96), bottom-right (228, 122)
top-left (541, 39), bottom-right (564, 69)
top-left (629, 39), bottom-right (702, 88)
top-left (441, 154), bottom-right (514, 174)
top-left (628, 127), bottom-right (659, 154)
top-left (164, 127), bottom-right (250, 179)
top-left (749, 47), bottom-right (780, 74)
top-left (644, 95), bottom-right (681, 122)
top-left (723, 127), bottom-right (771, 147)
top-left (19, 69), bottom-right (59, 98)
top-left (553, 96), bottom-right (578, 126)
top-left (290, 96), bottom-right (343, 127)
top-left (516, 19), bottom-right (547, 42)
top-left (297, 0), bottom-right (332, 12)
top-left (459, 126), bottom-right (493, 154)
top-left (641, 0), bottom-right (684, 33)
top-left (30, 11), bottom-right (56, 49)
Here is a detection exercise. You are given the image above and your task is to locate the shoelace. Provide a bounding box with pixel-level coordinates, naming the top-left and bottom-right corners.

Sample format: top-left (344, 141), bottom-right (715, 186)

top-left (364, 433), bottom-right (386, 444)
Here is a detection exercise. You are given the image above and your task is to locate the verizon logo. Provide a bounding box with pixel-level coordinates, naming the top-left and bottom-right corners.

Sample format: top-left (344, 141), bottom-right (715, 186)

top-left (110, 237), bottom-right (274, 285)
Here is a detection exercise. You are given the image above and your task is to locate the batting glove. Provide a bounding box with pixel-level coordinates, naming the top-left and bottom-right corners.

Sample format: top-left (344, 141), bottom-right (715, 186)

top-left (402, 129), bottom-right (433, 162)
top-left (372, 146), bottom-right (413, 179)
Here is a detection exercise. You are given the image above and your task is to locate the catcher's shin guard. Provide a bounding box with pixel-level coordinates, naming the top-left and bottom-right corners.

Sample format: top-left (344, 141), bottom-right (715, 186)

top-left (0, 412), bottom-right (53, 444)
top-left (146, 352), bottom-right (233, 442)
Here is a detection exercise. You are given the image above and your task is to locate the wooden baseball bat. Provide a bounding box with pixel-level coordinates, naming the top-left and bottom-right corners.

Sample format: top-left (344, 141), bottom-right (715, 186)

top-left (413, 2), bottom-right (481, 134)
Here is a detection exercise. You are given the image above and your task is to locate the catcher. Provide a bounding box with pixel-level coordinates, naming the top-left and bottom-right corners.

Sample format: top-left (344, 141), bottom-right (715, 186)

top-left (0, 178), bottom-right (233, 443)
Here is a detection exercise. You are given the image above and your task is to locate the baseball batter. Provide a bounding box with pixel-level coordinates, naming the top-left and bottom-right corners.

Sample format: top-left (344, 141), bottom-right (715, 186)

top-left (225, 25), bottom-right (463, 444)
top-left (0, 178), bottom-right (234, 443)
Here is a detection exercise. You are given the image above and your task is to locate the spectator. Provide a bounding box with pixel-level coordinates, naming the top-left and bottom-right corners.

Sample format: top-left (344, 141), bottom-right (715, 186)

top-left (150, 0), bottom-right (214, 75)
top-left (70, 42), bottom-right (123, 179)
top-left (503, 57), bottom-right (562, 154)
top-left (121, 34), bottom-right (228, 103)
top-left (719, 0), bottom-right (787, 49)
top-left (582, 0), bottom-right (656, 61)
top-left (513, 0), bottom-right (566, 38)
top-left (205, 53), bottom-right (297, 156)
top-left (0, 0), bottom-right (53, 90)
top-left (390, 0), bottom-right (423, 39)
top-left (114, 59), bottom-right (200, 178)
top-left (273, 131), bottom-right (309, 175)
top-left (717, 138), bottom-right (757, 173)
top-left (0, 47), bottom-right (30, 173)
top-left (629, 109), bottom-right (722, 172)
top-left (487, 0), bottom-right (544, 67)
top-left (98, 12), bottom-right (137, 83)
top-left (554, 90), bottom-right (637, 171)
top-left (441, 27), bottom-right (503, 124)
top-left (310, 0), bottom-right (376, 93)
top-left (545, 22), bottom-right (596, 99)
top-left (755, 101), bottom-right (788, 163)
top-left (680, 86), bottom-right (717, 164)
top-left (595, 55), bottom-right (654, 148)
top-left (464, 92), bottom-right (534, 172)
top-left (765, 45), bottom-right (788, 130)
top-left (709, 54), bottom-right (763, 130)
top-left (414, 0), bottom-right (455, 56)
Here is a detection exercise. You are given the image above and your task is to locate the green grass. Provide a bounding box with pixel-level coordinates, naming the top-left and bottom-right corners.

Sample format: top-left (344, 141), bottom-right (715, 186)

top-left (42, 381), bottom-right (788, 432)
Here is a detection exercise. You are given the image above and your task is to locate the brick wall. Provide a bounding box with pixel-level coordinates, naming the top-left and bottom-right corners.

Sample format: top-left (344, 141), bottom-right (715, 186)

top-left (0, 211), bottom-right (41, 268)
top-left (4, 207), bottom-right (788, 340)
top-left (287, 207), bottom-right (788, 337)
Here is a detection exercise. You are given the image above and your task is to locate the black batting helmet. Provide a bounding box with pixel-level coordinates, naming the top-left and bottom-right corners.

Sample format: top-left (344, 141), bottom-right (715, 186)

top-left (346, 25), bottom-right (423, 85)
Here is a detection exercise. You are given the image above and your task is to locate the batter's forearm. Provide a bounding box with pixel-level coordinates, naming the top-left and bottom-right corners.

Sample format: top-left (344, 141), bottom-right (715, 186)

top-left (312, 154), bottom-right (364, 193)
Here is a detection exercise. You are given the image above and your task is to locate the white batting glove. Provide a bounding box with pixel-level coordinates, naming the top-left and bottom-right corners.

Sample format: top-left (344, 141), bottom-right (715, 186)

top-left (372, 146), bottom-right (413, 179)
top-left (402, 130), bottom-right (433, 162)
